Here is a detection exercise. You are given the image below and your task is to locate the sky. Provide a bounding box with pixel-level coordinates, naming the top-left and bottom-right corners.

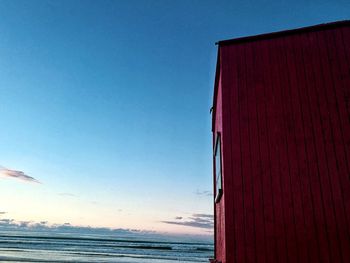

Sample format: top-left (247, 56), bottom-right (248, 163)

top-left (0, 0), bottom-right (349, 236)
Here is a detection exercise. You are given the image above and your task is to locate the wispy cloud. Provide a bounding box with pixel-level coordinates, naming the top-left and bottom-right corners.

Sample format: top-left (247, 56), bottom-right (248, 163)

top-left (195, 190), bottom-right (213, 197)
top-left (0, 211), bottom-right (6, 215)
top-left (162, 214), bottom-right (214, 229)
top-left (0, 166), bottom-right (40, 184)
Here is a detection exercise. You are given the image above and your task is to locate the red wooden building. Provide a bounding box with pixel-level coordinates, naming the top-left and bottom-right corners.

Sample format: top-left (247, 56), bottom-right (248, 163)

top-left (212, 21), bottom-right (350, 263)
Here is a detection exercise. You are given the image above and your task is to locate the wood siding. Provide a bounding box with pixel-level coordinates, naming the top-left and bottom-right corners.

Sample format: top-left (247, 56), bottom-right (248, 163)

top-left (213, 22), bottom-right (350, 263)
top-left (214, 68), bottom-right (226, 263)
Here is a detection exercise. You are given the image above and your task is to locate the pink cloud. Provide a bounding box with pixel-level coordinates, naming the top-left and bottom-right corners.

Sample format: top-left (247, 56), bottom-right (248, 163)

top-left (0, 166), bottom-right (40, 184)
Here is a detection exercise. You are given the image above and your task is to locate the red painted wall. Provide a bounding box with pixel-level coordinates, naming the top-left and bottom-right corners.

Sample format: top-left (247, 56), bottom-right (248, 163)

top-left (212, 21), bottom-right (350, 263)
top-left (213, 69), bottom-right (225, 263)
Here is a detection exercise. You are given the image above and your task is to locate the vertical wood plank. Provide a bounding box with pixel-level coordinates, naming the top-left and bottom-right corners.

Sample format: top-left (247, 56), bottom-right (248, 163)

top-left (259, 39), bottom-right (280, 263)
top-left (332, 28), bottom-right (350, 243)
top-left (222, 45), bottom-right (238, 263)
top-left (280, 35), bottom-right (309, 263)
top-left (304, 30), bottom-right (342, 263)
top-left (238, 42), bottom-right (266, 263)
top-left (214, 66), bottom-right (226, 262)
top-left (264, 38), bottom-right (290, 263)
top-left (232, 44), bottom-right (247, 263)
top-left (283, 35), bottom-right (319, 263)
top-left (317, 28), bottom-right (350, 261)
top-left (227, 46), bottom-right (240, 263)
top-left (291, 32), bottom-right (332, 262)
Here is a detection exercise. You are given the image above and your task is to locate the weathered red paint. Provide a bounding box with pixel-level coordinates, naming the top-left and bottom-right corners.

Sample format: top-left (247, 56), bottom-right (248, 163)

top-left (212, 21), bottom-right (350, 263)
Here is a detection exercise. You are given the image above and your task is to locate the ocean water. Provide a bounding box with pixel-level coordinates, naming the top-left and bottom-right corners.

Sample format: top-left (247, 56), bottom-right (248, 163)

top-left (0, 230), bottom-right (213, 263)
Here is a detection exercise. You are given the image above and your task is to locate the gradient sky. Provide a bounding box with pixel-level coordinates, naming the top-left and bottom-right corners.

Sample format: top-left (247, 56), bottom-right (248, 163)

top-left (0, 0), bottom-right (349, 236)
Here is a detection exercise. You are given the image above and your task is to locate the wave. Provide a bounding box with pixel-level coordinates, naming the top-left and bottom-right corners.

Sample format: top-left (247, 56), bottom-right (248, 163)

top-left (0, 240), bottom-right (174, 250)
top-left (0, 253), bottom-right (206, 263)
top-left (0, 232), bottom-right (213, 263)
top-left (0, 234), bottom-right (210, 246)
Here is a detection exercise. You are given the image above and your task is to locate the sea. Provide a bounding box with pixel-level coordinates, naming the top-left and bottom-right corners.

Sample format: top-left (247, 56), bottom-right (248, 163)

top-left (0, 229), bottom-right (213, 263)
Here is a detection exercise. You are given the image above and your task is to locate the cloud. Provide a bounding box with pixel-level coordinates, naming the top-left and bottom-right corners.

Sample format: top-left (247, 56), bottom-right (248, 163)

top-left (192, 214), bottom-right (214, 218)
top-left (0, 212), bottom-right (6, 215)
top-left (162, 214), bottom-right (214, 229)
top-left (0, 166), bottom-right (40, 184)
top-left (0, 218), bottom-right (213, 242)
top-left (0, 218), bottom-right (14, 224)
top-left (195, 190), bottom-right (213, 197)
top-left (0, 218), bottom-right (161, 238)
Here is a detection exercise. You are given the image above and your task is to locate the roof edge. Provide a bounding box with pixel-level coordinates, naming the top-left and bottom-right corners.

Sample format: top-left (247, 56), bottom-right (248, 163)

top-left (217, 20), bottom-right (350, 46)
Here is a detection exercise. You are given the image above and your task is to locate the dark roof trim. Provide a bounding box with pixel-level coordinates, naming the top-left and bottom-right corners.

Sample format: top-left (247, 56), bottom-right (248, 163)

top-left (217, 20), bottom-right (350, 46)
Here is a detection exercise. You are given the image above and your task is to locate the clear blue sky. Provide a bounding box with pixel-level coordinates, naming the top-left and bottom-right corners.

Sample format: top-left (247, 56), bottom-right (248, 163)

top-left (0, 0), bottom-right (349, 235)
